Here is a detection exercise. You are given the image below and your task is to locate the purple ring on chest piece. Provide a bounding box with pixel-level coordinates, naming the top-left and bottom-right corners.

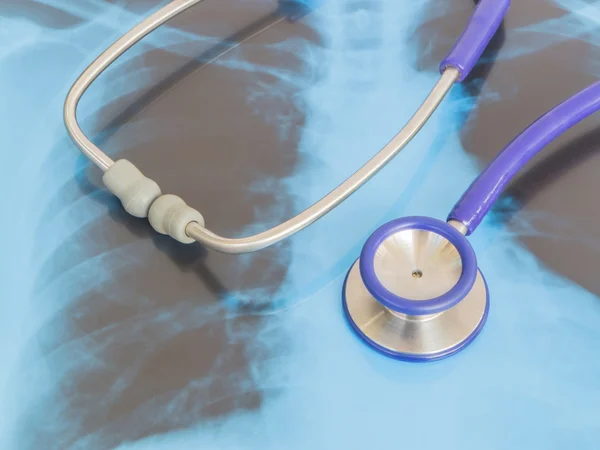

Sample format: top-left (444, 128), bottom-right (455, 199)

top-left (359, 216), bottom-right (478, 315)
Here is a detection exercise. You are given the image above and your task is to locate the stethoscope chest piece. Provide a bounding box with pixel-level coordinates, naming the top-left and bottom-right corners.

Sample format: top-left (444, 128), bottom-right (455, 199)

top-left (343, 217), bottom-right (489, 361)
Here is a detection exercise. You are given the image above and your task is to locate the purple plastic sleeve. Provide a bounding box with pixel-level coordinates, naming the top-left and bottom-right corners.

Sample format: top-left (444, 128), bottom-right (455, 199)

top-left (449, 81), bottom-right (600, 234)
top-left (439, 0), bottom-right (511, 82)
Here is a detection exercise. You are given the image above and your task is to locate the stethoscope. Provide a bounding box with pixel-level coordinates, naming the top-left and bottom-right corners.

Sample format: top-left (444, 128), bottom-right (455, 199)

top-left (64, 0), bottom-right (509, 252)
top-left (64, 0), bottom-right (533, 361)
top-left (344, 81), bottom-right (600, 361)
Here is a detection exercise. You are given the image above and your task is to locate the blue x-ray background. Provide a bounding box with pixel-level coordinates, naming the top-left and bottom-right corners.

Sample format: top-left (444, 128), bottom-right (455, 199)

top-left (1, 0), bottom-right (600, 448)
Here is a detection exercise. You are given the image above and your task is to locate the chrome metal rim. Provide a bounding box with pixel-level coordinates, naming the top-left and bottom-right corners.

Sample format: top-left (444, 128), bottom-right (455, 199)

top-left (343, 259), bottom-right (489, 361)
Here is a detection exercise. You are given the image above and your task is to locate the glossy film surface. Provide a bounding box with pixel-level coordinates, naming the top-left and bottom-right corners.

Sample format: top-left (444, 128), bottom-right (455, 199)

top-left (2, 1), bottom-right (600, 449)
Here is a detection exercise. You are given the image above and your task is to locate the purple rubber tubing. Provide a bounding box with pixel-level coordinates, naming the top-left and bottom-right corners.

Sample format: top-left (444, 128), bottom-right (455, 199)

top-left (449, 81), bottom-right (600, 234)
top-left (440, 0), bottom-right (511, 82)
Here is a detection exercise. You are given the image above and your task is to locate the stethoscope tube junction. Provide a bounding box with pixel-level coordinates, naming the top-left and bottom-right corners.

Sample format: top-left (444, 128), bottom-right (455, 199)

top-left (344, 81), bottom-right (600, 362)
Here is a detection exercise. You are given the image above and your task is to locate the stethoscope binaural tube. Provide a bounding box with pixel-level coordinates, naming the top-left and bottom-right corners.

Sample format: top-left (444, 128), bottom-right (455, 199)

top-left (64, 0), bottom-right (510, 254)
top-left (344, 81), bottom-right (600, 362)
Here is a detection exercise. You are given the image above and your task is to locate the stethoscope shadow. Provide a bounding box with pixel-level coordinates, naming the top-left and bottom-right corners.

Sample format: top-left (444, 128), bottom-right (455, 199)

top-left (73, 155), bottom-right (232, 305)
top-left (464, 0), bottom-right (507, 84)
top-left (92, 3), bottom-right (319, 149)
top-left (496, 127), bottom-right (600, 218)
top-left (75, 155), bottom-right (292, 316)
top-left (415, 0), bottom-right (507, 96)
top-left (451, 0), bottom-right (507, 122)
top-left (72, 3), bottom-right (323, 303)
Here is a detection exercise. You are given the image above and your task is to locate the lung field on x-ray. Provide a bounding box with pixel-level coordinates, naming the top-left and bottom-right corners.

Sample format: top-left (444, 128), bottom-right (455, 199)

top-left (10, 1), bottom-right (325, 448)
top-left (11, 0), bottom-right (600, 447)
